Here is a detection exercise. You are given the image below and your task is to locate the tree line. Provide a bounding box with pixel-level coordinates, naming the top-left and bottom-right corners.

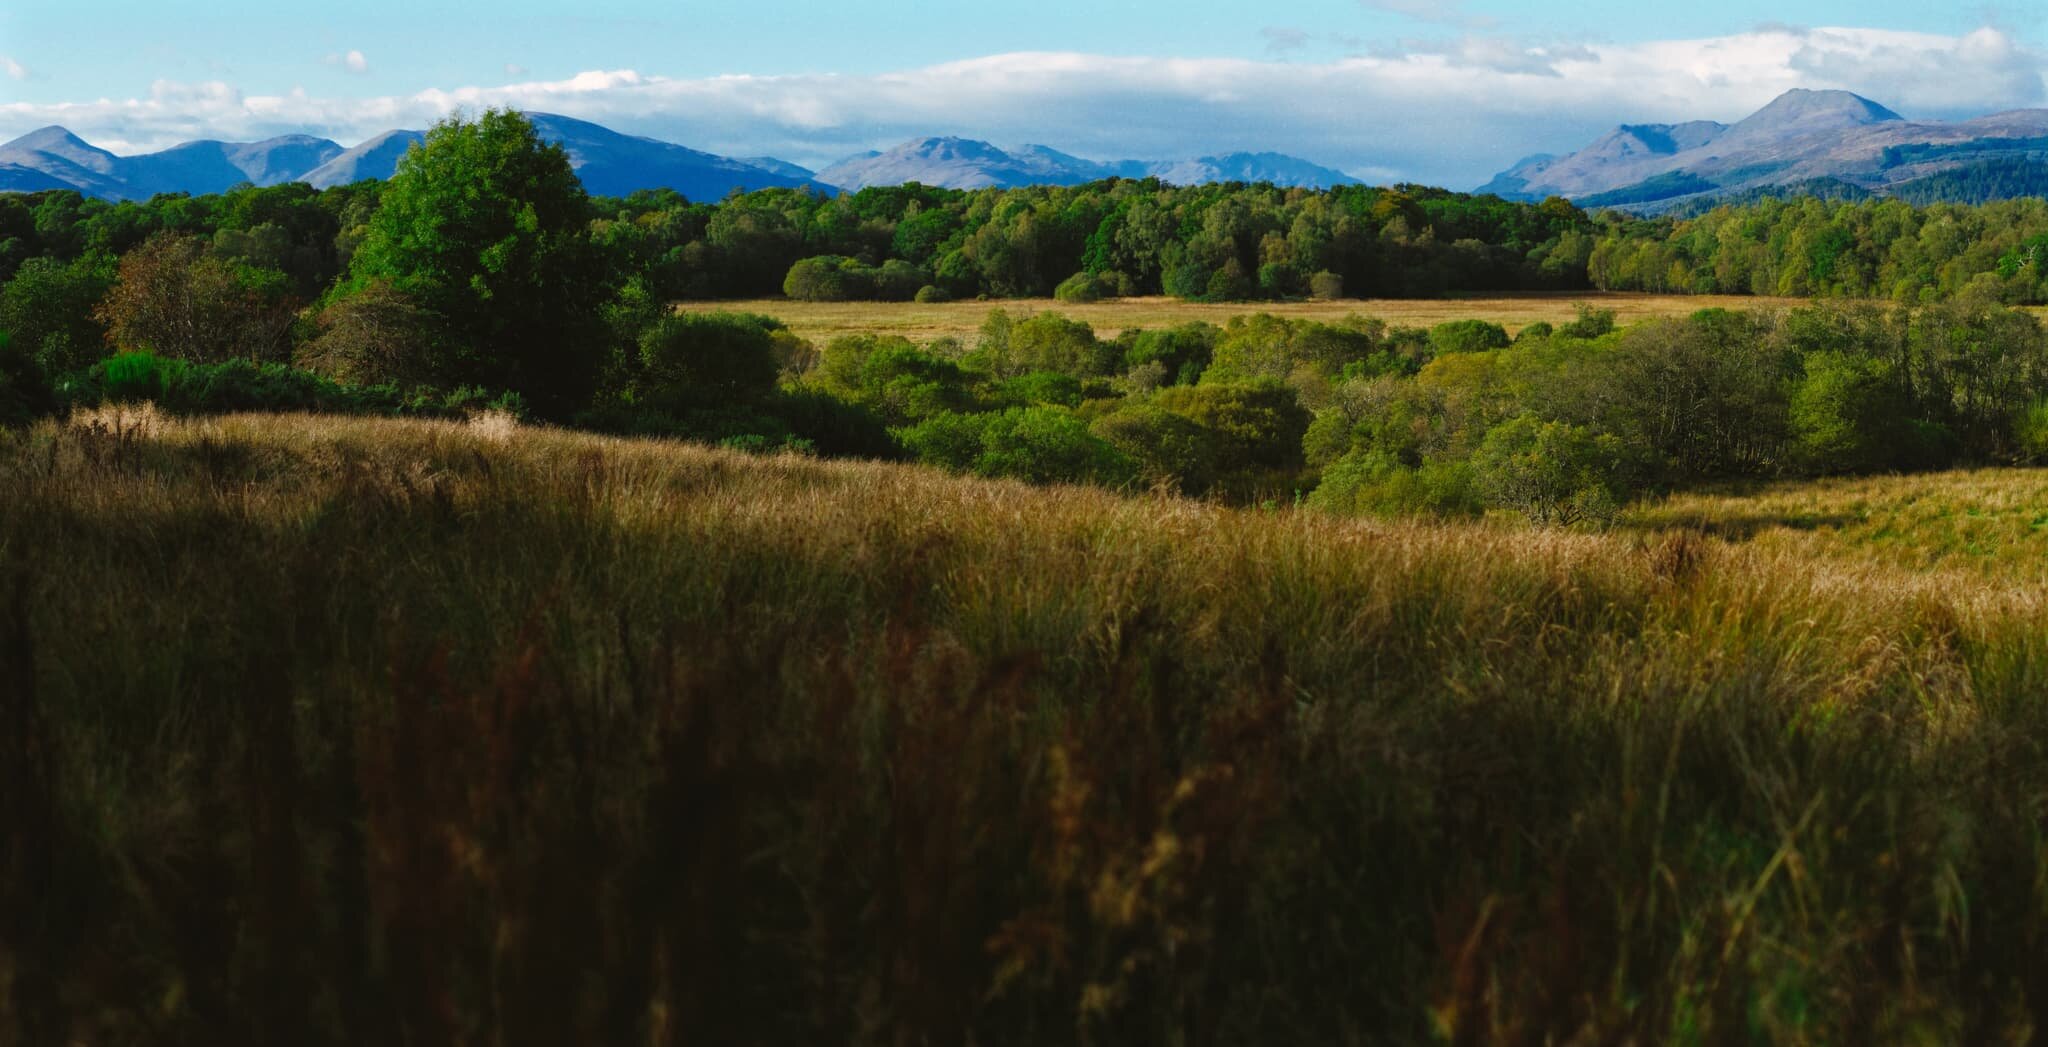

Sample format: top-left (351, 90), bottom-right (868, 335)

top-left (6, 109), bottom-right (2048, 526)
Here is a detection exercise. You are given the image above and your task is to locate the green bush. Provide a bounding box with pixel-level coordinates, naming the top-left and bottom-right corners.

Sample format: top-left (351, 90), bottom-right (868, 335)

top-left (1308, 449), bottom-right (1481, 518)
top-left (898, 406), bottom-right (1138, 487)
top-left (1052, 272), bottom-right (1108, 304)
top-left (635, 311), bottom-right (782, 410)
top-left (1428, 319), bottom-right (1510, 355)
top-left (1471, 415), bottom-right (1633, 526)
top-left (0, 332), bottom-right (57, 428)
top-left (1308, 270), bottom-right (1345, 300)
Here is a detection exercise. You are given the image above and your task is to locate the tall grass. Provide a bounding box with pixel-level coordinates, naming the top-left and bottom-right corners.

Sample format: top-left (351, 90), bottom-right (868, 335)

top-left (3, 409), bottom-right (2048, 1042)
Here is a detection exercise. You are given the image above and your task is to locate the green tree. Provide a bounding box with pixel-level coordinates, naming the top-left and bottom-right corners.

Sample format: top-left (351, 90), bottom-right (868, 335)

top-left (0, 253), bottom-right (116, 375)
top-left (633, 312), bottom-right (783, 413)
top-left (343, 108), bottom-right (605, 414)
top-left (1471, 415), bottom-right (1632, 526)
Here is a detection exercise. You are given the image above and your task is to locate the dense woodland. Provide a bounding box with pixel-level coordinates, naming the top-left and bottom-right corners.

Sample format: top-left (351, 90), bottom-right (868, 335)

top-left (5, 109), bottom-right (2048, 522)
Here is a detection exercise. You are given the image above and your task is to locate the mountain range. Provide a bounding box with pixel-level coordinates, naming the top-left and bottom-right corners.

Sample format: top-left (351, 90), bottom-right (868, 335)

top-left (1479, 88), bottom-right (2048, 211)
top-left (0, 118), bottom-right (1361, 202)
top-left (0, 114), bottom-right (834, 202)
top-left (815, 137), bottom-right (1360, 190)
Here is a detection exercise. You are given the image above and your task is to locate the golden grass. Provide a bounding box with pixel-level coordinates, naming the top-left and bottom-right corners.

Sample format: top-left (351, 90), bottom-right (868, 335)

top-left (9, 411), bottom-right (2048, 1042)
top-left (1632, 467), bottom-right (2048, 589)
top-left (692, 291), bottom-right (1807, 343)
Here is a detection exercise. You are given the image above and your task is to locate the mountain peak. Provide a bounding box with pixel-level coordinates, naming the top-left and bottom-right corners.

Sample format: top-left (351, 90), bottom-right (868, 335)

top-left (8, 125), bottom-right (94, 150)
top-left (1733, 89), bottom-right (1903, 135)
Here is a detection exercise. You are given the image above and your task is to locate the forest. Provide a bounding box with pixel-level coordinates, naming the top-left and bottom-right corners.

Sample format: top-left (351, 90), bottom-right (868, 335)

top-left (5, 109), bottom-right (2048, 523)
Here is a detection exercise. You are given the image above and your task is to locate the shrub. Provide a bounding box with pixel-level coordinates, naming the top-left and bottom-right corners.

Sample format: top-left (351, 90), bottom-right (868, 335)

top-left (1556, 303), bottom-right (1617, 340)
top-left (635, 311), bottom-right (782, 410)
top-left (1428, 319), bottom-right (1510, 355)
top-left (1308, 449), bottom-right (1481, 518)
top-left (1471, 415), bottom-right (1633, 526)
top-left (1053, 272), bottom-right (1108, 304)
top-left (1308, 270), bottom-right (1345, 300)
top-left (899, 406), bottom-right (1139, 487)
top-left (913, 284), bottom-right (950, 304)
top-left (0, 331), bottom-right (56, 428)
top-left (997, 371), bottom-right (1085, 408)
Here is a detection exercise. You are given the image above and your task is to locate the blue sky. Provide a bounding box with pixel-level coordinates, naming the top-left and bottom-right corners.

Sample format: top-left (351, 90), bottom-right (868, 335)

top-left (3, 1), bottom-right (2045, 187)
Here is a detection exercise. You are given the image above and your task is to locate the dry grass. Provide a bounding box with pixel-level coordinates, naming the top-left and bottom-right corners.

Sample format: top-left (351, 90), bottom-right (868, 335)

top-left (1632, 467), bottom-right (2048, 589)
top-left (5, 411), bottom-right (2048, 1043)
top-left (693, 291), bottom-right (1803, 343)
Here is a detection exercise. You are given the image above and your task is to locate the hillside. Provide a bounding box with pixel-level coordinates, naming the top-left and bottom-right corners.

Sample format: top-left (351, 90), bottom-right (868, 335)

top-left (6, 408), bottom-right (2048, 1041)
top-left (1481, 87), bottom-right (2048, 210)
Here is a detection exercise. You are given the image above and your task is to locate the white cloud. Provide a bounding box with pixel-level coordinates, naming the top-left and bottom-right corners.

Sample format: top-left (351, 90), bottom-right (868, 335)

top-left (5, 25), bottom-right (2043, 189)
top-left (2, 56), bottom-right (27, 81)
top-left (324, 50), bottom-right (370, 75)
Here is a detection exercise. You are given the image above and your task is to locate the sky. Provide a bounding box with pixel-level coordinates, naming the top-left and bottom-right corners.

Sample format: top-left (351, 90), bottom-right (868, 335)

top-left (2, 0), bottom-right (2045, 188)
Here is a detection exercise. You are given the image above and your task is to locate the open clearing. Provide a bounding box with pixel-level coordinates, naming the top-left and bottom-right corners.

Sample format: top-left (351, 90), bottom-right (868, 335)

top-left (693, 291), bottom-right (1814, 343)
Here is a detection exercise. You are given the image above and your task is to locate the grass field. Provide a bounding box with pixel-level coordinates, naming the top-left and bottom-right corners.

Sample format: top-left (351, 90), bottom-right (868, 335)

top-left (1632, 468), bottom-right (2048, 588)
top-left (693, 291), bottom-right (1810, 344)
top-left (6, 409), bottom-right (2048, 1042)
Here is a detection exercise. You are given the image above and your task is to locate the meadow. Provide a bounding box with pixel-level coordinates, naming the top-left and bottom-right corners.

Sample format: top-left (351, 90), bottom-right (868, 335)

top-left (701, 291), bottom-right (1801, 344)
top-left (6, 406), bottom-right (2048, 1043)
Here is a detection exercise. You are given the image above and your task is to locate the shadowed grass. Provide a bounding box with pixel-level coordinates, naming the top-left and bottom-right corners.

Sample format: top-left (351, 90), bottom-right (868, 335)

top-left (3, 409), bottom-right (2048, 1043)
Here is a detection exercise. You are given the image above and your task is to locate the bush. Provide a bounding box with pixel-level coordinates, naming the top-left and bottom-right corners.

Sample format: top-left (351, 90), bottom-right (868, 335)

top-left (1256, 262), bottom-right (1301, 299)
top-left (913, 284), bottom-right (950, 303)
top-left (784, 255), bottom-right (933, 302)
top-left (1556, 303), bottom-right (1617, 340)
top-left (898, 406), bottom-right (1139, 487)
top-left (1053, 272), bottom-right (1109, 304)
top-left (1122, 323), bottom-right (1218, 385)
top-left (1514, 321), bottom-right (1554, 342)
top-left (1308, 270), bottom-right (1345, 300)
top-left (1428, 319), bottom-right (1511, 355)
top-left (634, 311), bottom-right (783, 411)
top-left (1471, 415), bottom-right (1633, 526)
top-left (0, 332), bottom-right (56, 428)
top-left (782, 256), bottom-right (855, 301)
top-left (1308, 449), bottom-right (1481, 518)
top-left (1090, 403), bottom-right (1221, 493)
top-left (996, 371), bottom-right (1085, 408)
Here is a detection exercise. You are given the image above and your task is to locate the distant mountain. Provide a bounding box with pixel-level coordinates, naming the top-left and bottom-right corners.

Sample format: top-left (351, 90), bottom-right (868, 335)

top-left (1143, 152), bottom-right (1359, 188)
top-left (817, 136), bottom-right (1360, 191)
top-left (0, 127), bottom-right (131, 199)
top-left (301, 130), bottom-right (426, 188)
top-left (817, 137), bottom-right (1109, 190)
top-left (2, 116), bottom-right (832, 200)
top-left (0, 126), bottom-right (343, 200)
top-left (1478, 88), bottom-right (2048, 211)
top-left (122, 135), bottom-right (344, 196)
top-left (736, 156), bottom-right (816, 181)
top-left (523, 113), bottom-right (834, 199)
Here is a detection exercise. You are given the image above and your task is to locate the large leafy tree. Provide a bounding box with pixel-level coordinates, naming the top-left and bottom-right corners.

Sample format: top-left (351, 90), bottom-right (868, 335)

top-left (344, 108), bottom-right (605, 413)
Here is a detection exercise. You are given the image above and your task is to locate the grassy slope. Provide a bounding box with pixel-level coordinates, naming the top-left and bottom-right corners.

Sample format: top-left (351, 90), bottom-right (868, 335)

top-left (694, 291), bottom-right (1809, 344)
top-left (1634, 469), bottom-right (2048, 587)
top-left (5, 409), bottom-right (2048, 1043)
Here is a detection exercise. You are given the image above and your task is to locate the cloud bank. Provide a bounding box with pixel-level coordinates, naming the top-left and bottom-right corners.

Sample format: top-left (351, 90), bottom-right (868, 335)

top-left (3, 25), bottom-right (2042, 189)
